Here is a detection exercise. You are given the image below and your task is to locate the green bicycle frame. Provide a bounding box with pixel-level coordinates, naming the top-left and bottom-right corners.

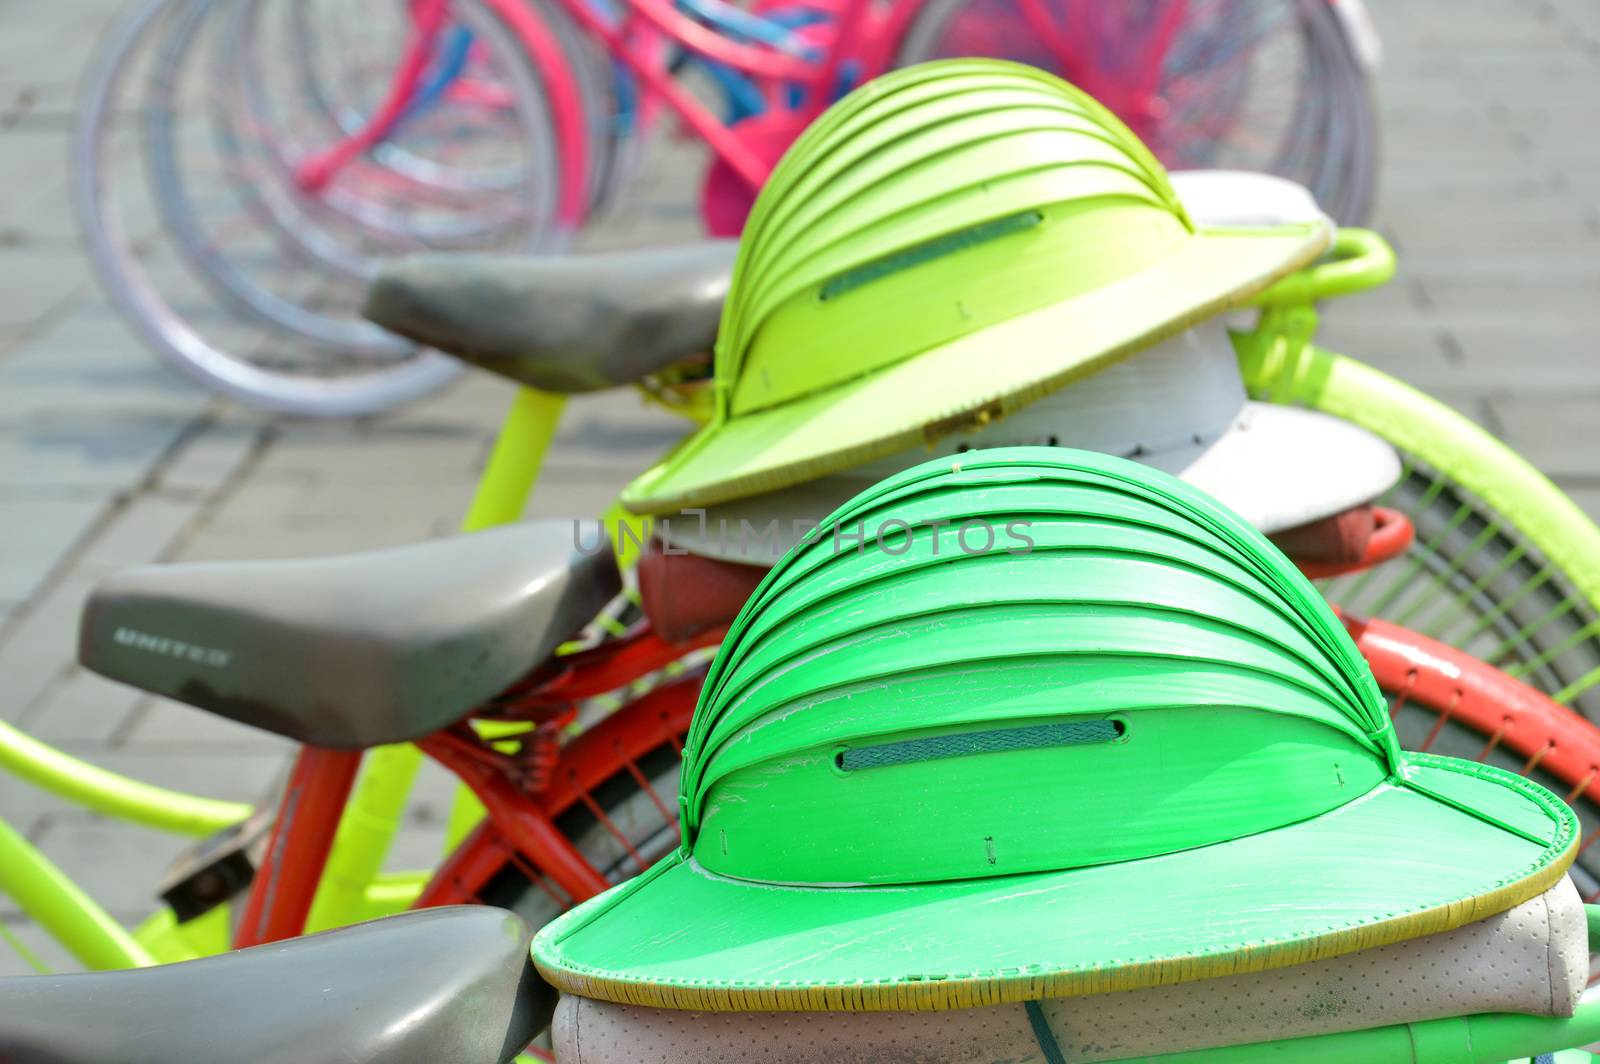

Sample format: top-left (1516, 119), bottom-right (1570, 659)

top-left (304, 387), bottom-right (569, 932)
top-left (0, 717), bottom-right (247, 970)
top-left (1239, 227), bottom-right (1600, 706)
top-left (0, 720), bottom-right (249, 837)
top-left (0, 388), bottom-right (570, 969)
top-left (0, 817), bottom-right (154, 971)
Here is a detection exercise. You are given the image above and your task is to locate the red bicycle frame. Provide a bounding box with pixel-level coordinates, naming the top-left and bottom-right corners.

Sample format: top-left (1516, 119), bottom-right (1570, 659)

top-left (1345, 611), bottom-right (1600, 805)
top-left (233, 624), bottom-right (718, 948)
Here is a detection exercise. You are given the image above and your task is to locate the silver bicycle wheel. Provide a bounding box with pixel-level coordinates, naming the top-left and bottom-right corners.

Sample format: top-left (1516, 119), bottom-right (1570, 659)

top-left (75, 0), bottom-right (565, 417)
top-left (894, 0), bottom-right (1379, 225)
top-left (1320, 457), bottom-right (1600, 723)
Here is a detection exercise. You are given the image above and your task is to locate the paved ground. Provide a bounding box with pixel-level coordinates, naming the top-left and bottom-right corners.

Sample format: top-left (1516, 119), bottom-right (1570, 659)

top-left (1, 0), bottom-right (1597, 972)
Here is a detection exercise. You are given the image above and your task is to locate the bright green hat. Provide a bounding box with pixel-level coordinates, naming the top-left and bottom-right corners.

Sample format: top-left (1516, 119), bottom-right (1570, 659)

top-left (537, 447), bottom-right (1576, 1011)
top-left (620, 61), bottom-right (1331, 514)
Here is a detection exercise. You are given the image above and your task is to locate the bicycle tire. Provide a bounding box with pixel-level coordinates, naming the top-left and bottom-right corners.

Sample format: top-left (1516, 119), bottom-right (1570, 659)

top-left (892, 0), bottom-right (1378, 225)
top-left (262, 0), bottom-right (624, 241)
top-left (72, 0), bottom-right (560, 416)
top-left (1247, 343), bottom-right (1600, 724)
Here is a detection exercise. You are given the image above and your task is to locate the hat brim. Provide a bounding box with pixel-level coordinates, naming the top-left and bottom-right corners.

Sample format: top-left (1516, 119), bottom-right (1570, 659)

top-left (534, 753), bottom-right (1575, 1012)
top-left (622, 223), bottom-right (1328, 515)
top-left (661, 402), bottom-right (1399, 562)
top-left (1153, 402), bottom-right (1401, 535)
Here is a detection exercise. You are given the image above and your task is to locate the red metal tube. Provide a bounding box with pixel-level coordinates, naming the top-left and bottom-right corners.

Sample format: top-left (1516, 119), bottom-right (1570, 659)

top-left (1344, 611), bottom-right (1600, 800)
top-left (418, 735), bottom-right (611, 902)
top-left (233, 746), bottom-right (362, 948)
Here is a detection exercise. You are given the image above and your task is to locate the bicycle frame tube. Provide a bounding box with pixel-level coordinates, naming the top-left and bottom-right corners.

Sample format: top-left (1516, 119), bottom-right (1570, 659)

top-left (462, 387), bottom-right (568, 531)
top-left (0, 816), bottom-right (154, 971)
top-left (303, 743), bottom-right (425, 932)
top-left (293, 0), bottom-right (453, 194)
top-left (0, 720), bottom-right (250, 837)
top-left (419, 732), bottom-right (610, 901)
top-left (234, 747), bottom-right (363, 948)
top-left (413, 675), bottom-right (698, 908)
top-left (308, 386), bottom-right (569, 929)
top-left (551, 0), bottom-right (773, 187)
top-left (1239, 338), bottom-right (1600, 702)
top-left (132, 904), bottom-right (232, 965)
top-left (295, 0), bottom-right (592, 229)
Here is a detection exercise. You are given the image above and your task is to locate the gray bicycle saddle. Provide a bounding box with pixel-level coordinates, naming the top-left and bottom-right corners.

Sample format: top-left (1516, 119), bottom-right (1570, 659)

top-left (78, 522), bottom-right (619, 749)
top-left (363, 241), bottom-right (736, 392)
top-left (0, 907), bottom-right (552, 1064)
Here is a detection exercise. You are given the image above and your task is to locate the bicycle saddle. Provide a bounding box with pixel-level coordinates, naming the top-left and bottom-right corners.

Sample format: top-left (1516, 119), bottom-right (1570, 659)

top-left (362, 241), bottom-right (737, 392)
top-left (78, 522), bottom-right (619, 749)
top-left (0, 907), bottom-right (551, 1064)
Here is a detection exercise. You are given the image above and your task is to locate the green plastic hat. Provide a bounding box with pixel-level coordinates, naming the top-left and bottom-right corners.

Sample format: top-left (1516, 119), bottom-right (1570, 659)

top-left (537, 447), bottom-right (1576, 1011)
top-left (620, 61), bottom-right (1331, 515)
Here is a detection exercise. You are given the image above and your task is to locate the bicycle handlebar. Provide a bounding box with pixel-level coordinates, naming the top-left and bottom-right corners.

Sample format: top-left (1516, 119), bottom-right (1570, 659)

top-left (1251, 227), bottom-right (1397, 307)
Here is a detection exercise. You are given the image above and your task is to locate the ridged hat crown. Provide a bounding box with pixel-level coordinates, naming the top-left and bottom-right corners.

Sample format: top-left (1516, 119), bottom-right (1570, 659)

top-left (679, 447), bottom-right (1397, 886)
top-left (716, 60), bottom-right (1197, 421)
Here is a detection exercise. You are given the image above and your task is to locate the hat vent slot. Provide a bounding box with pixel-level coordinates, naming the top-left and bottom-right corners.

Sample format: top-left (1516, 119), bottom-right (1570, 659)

top-left (836, 719), bottom-right (1123, 773)
top-left (818, 210), bottom-right (1044, 302)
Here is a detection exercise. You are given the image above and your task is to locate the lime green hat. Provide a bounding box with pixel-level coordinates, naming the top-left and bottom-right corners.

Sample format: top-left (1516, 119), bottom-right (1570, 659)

top-left (538, 447), bottom-right (1576, 1011)
top-left (620, 61), bottom-right (1331, 514)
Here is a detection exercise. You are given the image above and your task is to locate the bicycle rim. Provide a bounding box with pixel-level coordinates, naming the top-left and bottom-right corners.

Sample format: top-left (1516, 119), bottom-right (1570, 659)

top-left (892, 0), bottom-right (1378, 225)
top-left (72, 0), bottom-right (561, 416)
top-left (1323, 455), bottom-right (1600, 722)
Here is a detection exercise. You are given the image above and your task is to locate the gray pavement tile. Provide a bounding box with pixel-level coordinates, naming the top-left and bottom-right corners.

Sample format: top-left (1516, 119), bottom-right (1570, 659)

top-left (115, 696), bottom-right (291, 752)
top-left (0, 568), bottom-right (104, 723)
top-left (1566, 488), bottom-right (1600, 528)
top-left (524, 470), bottom-right (645, 524)
top-left (537, 390), bottom-right (692, 470)
top-left (378, 760), bottom-right (471, 874)
top-left (0, 131), bottom-right (70, 220)
top-left (0, 489), bottom-right (209, 729)
top-left (155, 417), bottom-right (264, 497)
top-left (0, 249), bottom-right (92, 330)
top-left (0, 496), bottom-right (111, 605)
top-left (0, 762), bottom-right (80, 843)
top-left (1375, 167), bottom-right (1567, 206)
top-left (1383, 211), bottom-right (1600, 255)
top-left (0, 179), bottom-right (90, 252)
top-left (0, 415), bottom-right (196, 494)
top-left (20, 668), bottom-right (145, 744)
top-left (1488, 397), bottom-right (1600, 482)
top-left (1391, 247), bottom-right (1600, 283)
top-left (71, 492), bottom-right (204, 577)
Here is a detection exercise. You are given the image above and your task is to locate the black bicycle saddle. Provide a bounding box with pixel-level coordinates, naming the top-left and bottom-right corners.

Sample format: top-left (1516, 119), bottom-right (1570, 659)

top-left (363, 241), bottom-right (736, 392)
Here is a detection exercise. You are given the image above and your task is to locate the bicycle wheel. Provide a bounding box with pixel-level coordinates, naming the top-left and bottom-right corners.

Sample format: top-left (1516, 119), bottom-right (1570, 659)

top-left (460, 679), bottom-right (695, 930)
top-left (260, 0), bottom-right (627, 238)
top-left (1246, 343), bottom-right (1600, 725)
top-left (1350, 616), bottom-right (1600, 979)
top-left (893, 0), bottom-right (1378, 225)
top-left (74, 0), bottom-right (563, 416)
